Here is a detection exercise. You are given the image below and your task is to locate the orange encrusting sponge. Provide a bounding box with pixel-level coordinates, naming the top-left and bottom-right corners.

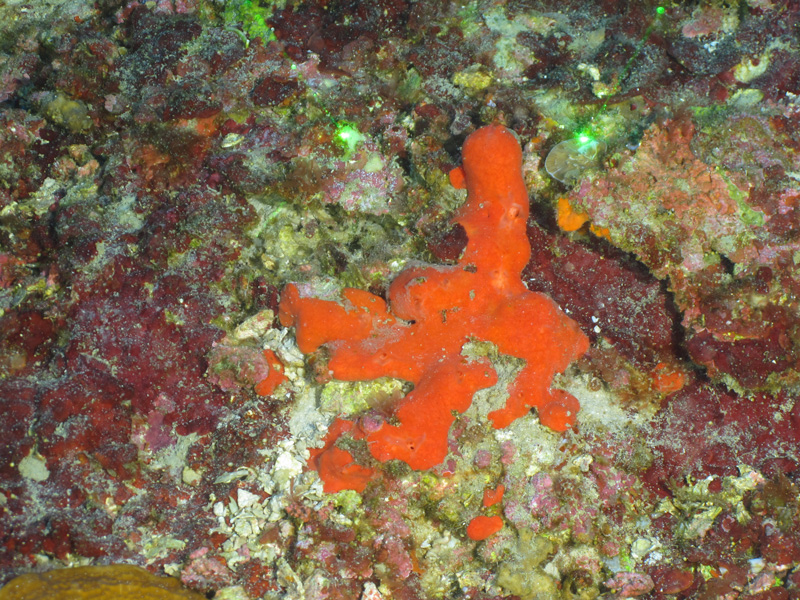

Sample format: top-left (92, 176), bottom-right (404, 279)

top-left (307, 419), bottom-right (376, 493)
top-left (466, 515), bottom-right (504, 541)
top-left (254, 349), bottom-right (287, 397)
top-left (280, 125), bottom-right (589, 496)
top-left (556, 196), bottom-right (590, 232)
top-left (365, 355), bottom-right (498, 470)
top-left (482, 485), bottom-right (505, 507)
top-left (556, 196), bottom-right (611, 240)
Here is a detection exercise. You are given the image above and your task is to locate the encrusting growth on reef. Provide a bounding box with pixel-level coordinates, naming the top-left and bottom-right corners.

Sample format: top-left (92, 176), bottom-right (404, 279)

top-left (280, 124), bottom-right (589, 493)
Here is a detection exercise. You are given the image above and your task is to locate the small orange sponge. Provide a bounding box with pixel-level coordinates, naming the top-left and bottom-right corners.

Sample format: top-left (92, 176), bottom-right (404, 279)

top-left (483, 485), bottom-right (505, 507)
top-left (254, 349), bottom-right (287, 397)
top-left (280, 125), bottom-right (589, 492)
top-left (467, 515), bottom-right (504, 541)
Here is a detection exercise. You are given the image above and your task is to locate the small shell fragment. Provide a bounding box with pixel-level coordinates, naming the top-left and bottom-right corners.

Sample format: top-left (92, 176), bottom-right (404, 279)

top-left (545, 138), bottom-right (606, 183)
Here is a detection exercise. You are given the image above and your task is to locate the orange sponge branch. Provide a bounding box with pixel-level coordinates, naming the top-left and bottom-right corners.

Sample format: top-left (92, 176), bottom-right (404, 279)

top-left (365, 355), bottom-right (498, 470)
top-left (280, 125), bottom-right (589, 492)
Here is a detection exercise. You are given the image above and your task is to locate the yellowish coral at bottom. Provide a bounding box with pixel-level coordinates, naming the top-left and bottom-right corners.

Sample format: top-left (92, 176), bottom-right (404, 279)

top-left (0, 565), bottom-right (206, 600)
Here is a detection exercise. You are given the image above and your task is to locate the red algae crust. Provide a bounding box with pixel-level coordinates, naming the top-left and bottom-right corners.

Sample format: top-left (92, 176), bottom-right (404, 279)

top-left (280, 125), bottom-right (589, 491)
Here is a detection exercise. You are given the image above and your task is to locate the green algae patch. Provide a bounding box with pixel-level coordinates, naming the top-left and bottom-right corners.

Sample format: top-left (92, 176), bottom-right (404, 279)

top-left (319, 377), bottom-right (407, 416)
top-left (43, 94), bottom-right (93, 133)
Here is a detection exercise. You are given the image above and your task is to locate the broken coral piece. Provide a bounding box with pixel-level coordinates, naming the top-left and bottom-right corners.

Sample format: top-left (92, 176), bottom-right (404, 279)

top-left (280, 124), bottom-right (589, 491)
top-left (545, 138), bottom-right (606, 184)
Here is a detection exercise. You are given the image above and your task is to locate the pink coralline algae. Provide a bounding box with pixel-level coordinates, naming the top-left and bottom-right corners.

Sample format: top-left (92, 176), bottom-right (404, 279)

top-left (4, 2), bottom-right (800, 599)
top-left (319, 139), bottom-right (406, 214)
top-left (604, 572), bottom-right (655, 597)
top-left (566, 113), bottom-right (800, 389)
top-left (502, 445), bottom-right (646, 550)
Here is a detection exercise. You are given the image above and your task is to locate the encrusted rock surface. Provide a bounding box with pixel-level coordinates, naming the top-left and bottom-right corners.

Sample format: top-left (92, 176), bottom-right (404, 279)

top-left (1, 1), bottom-right (799, 599)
